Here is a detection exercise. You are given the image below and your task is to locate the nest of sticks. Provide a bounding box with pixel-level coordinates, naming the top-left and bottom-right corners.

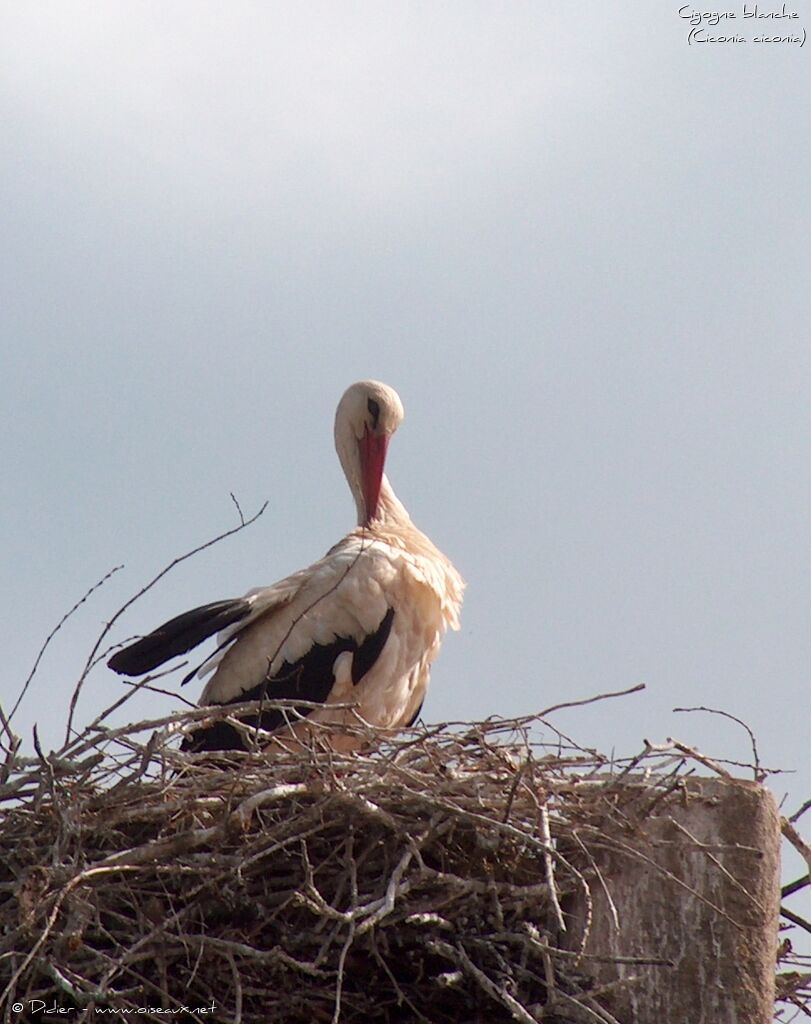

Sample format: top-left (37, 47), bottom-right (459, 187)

top-left (0, 693), bottom-right (804, 1024)
top-left (0, 701), bottom-right (618, 1024)
top-left (1, 521), bottom-right (808, 1023)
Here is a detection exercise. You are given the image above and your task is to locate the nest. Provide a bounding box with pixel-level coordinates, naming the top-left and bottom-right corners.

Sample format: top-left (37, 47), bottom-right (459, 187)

top-left (2, 514), bottom-right (806, 1023)
top-left (0, 702), bottom-right (674, 1023)
top-left (0, 692), bottom-right (806, 1024)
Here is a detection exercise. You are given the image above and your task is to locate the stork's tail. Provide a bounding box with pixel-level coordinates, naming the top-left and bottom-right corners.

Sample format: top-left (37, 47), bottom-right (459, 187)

top-left (107, 599), bottom-right (252, 676)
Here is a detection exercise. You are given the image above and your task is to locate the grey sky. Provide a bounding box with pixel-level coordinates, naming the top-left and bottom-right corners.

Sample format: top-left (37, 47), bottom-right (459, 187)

top-left (2, 2), bottom-right (809, 896)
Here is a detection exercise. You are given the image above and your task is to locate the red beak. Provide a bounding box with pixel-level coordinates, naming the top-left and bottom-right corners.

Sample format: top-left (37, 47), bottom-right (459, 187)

top-left (359, 427), bottom-right (389, 525)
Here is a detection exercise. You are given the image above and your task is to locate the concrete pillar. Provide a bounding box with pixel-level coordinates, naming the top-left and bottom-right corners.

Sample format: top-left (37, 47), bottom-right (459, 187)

top-left (564, 777), bottom-right (780, 1024)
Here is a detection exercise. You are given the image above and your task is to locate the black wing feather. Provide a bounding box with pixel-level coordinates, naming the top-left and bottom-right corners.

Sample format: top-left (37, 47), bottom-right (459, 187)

top-left (405, 699), bottom-right (424, 728)
top-left (351, 607), bottom-right (395, 683)
top-left (108, 599), bottom-right (253, 677)
top-left (183, 606), bottom-right (395, 752)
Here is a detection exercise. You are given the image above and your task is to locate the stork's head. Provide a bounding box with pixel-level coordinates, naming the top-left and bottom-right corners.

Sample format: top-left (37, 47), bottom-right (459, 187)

top-left (335, 380), bottom-right (405, 526)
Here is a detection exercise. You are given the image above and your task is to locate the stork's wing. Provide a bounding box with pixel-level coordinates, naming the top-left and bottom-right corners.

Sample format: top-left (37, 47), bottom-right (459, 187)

top-left (182, 605), bottom-right (395, 752)
top-left (107, 600), bottom-right (252, 676)
top-left (107, 574), bottom-right (306, 678)
top-left (181, 538), bottom-right (402, 751)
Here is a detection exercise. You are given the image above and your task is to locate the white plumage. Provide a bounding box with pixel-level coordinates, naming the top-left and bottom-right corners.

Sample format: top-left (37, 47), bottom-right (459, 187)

top-left (109, 380), bottom-right (463, 752)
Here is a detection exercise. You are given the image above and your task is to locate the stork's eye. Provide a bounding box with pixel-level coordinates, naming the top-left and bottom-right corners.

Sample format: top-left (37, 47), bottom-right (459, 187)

top-left (367, 398), bottom-right (380, 428)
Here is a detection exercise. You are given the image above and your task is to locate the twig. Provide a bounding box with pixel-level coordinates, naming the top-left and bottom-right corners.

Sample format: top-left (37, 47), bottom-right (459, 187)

top-left (782, 818), bottom-right (811, 878)
top-left (672, 705), bottom-right (761, 779)
top-left (63, 502), bottom-right (267, 746)
top-left (224, 948), bottom-right (243, 1024)
top-left (120, 678), bottom-right (198, 709)
top-left (783, 876), bottom-right (810, 900)
top-left (644, 738), bottom-right (734, 780)
top-left (9, 566), bottom-right (123, 724)
top-left (427, 940), bottom-right (538, 1024)
top-left (790, 798), bottom-right (811, 824)
top-left (539, 683), bottom-right (645, 718)
top-left (539, 803), bottom-right (566, 934)
top-left (782, 906), bottom-right (811, 937)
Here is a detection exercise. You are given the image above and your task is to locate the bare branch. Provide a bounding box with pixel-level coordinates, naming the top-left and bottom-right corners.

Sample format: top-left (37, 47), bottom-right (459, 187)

top-left (672, 705), bottom-right (761, 779)
top-left (9, 565), bottom-right (123, 725)
top-left (62, 501), bottom-right (267, 747)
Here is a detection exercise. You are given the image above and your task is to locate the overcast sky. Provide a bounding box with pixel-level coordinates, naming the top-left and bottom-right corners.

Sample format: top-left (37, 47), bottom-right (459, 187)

top-left (2, 2), bottom-right (809, 901)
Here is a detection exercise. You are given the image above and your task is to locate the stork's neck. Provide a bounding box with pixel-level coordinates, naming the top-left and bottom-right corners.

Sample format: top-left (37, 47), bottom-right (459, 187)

top-left (362, 474), bottom-right (412, 528)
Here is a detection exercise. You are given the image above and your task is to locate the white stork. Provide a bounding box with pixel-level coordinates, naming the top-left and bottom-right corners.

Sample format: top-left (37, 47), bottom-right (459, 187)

top-left (108, 380), bottom-right (464, 752)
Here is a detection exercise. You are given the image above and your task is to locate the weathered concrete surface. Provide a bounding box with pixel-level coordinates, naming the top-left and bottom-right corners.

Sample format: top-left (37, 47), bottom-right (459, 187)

top-left (565, 777), bottom-right (780, 1024)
